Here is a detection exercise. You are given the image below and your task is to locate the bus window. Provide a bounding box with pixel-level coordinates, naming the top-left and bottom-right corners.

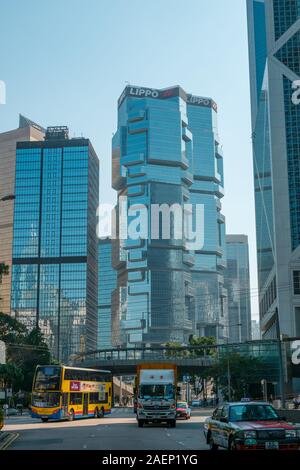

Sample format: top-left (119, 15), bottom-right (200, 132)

top-left (69, 393), bottom-right (82, 405)
top-left (34, 366), bottom-right (61, 391)
top-left (109, 387), bottom-right (111, 397)
top-left (89, 393), bottom-right (99, 404)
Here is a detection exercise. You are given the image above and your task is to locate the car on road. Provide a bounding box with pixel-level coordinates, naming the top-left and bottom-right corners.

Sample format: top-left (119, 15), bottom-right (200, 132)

top-left (191, 400), bottom-right (202, 407)
top-left (204, 401), bottom-right (300, 451)
top-left (176, 401), bottom-right (191, 420)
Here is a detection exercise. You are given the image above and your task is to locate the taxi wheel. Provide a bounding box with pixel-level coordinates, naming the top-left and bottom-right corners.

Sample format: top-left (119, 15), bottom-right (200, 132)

top-left (229, 437), bottom-right (237, 451)
top-left (208, 434), bottom-right (218, 451)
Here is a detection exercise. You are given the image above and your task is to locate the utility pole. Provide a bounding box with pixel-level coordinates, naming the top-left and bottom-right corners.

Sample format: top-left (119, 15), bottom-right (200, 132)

top-left (225, 322), bottom-right (242, 402)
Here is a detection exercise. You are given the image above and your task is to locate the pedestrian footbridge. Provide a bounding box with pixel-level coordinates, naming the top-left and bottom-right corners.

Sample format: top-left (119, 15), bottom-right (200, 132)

top-left (70, 346), bottom-right (216, 376)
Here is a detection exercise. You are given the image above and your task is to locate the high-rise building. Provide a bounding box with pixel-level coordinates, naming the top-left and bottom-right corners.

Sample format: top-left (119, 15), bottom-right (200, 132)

top-left (247, 0), bottom-right (300, 338)
top-left (98, 239), bottom-right (117, 349)
top-left (0, 116), bottom-right (45, 315)
top-left (251, 319), bottom-right (261, 340)
top-left (224, 235), bottom-right (252, 343)
top-left (111, 85), bottom-right (227, 347)
top-left (10, 126), bottom-right (99, 362)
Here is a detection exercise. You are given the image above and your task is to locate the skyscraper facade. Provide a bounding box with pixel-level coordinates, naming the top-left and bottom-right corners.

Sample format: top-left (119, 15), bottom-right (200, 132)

top-left (10, 126), bottom-right (99, 362)
top-left (111, 85), bottom-right (227, 347)
top-left (0, 116), bottom-right (45, 316)
top-left (98, 239), bottom-right (117, 349)
top-left (224, 235), bottom-right (252, 343)
top-left (247, 0), bottom-right (300, 338)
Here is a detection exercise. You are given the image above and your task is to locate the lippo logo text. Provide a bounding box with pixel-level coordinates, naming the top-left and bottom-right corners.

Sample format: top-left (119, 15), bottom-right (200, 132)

top-left (291, 340), bottom-right (300, 365)
top-left (292, 80), bottom-right (300, 106)
top-left (0, 80), bottom-right (6, 105)
top-left (97, 197), bottom-right (205, 250)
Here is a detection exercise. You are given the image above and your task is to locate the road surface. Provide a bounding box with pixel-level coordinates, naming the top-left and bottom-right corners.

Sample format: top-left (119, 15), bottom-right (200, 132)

top-left (3, 407), bottom-right (211, 450)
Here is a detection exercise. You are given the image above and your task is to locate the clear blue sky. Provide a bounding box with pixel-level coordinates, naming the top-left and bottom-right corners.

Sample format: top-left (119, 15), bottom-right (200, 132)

top-left (0, 0), bottom-right (259, 319)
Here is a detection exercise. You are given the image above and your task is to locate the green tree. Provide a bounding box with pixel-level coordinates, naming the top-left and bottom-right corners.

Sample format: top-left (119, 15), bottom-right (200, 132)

top-left (188, 335), bottom-right (216, 357)
top-left (0, 314), bottom-right (52, 392)
top-left (208, 352), bottom-right (263, 401)
top-left (0, 313), bottom-right (27, 344)
top-left (164, 342), bottom-right (189, 358)
top-left (0, 363), bottom-right (24, 392)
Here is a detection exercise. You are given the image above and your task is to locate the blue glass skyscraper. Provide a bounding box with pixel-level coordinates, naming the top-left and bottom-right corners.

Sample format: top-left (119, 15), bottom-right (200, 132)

top-left (224, 235), bottom-right (252, 343)
top-left (111, 85), bottom-right (227, 347)
top-left (247, 0), bottom-right (300, 338)
top-left (98, 239), bottom-right (116, 349)
top-left (11, 126), bottom-right (99, 362)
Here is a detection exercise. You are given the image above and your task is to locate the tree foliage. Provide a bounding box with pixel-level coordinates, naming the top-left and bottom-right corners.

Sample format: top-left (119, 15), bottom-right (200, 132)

top-left (208, 352), bottom-right (264, 401)
top-left (0, 314), bottom-right (52, 392)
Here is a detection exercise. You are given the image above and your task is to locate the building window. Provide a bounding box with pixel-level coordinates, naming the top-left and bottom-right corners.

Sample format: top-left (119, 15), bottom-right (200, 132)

top-left (293, 271), bottom-right (300, 295)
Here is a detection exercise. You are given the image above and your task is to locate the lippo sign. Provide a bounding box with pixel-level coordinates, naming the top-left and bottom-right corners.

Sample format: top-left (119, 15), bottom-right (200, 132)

top-left (70, 381), bottom-right (104, 392)
top-left (118, 85), bottom-right (217, 111)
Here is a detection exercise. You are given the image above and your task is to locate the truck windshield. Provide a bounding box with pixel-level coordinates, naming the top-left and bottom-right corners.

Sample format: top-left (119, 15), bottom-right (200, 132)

top-left (139, 384), bottom-right (174, 400)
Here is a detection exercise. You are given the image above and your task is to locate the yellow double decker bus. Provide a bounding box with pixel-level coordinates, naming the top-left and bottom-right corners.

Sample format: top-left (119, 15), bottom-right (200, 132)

top-left (31, 365), bottom-right (112, 422)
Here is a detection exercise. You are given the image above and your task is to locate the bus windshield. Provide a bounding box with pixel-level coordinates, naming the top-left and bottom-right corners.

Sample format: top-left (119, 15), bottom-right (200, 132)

top-left (34, 366), bottom-right (61, 391)
top-left (139, 384), bottom-right (174, 400)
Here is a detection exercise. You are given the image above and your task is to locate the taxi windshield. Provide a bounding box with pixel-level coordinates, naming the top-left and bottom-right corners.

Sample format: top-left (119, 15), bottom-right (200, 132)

top-left (229, 404), bottom-right (280, 422)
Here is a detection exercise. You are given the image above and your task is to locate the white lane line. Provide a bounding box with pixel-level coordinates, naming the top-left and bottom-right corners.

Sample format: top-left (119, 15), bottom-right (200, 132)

top-left (177, 441), bottom-right (185, 446)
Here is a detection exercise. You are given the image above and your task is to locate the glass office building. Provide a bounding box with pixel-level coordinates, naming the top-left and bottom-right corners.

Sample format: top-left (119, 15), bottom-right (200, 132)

top-left (0, 116), bottom-right (45, 316)
top-left (112, 85), bottom-right (227, 347)
top-left (224, 235), bottom-right (252, 343)
top-left (10, 127), bottom-right (99, 362)
top-left (98, 239), bottom-right (117, 349)
top-left (247, 0), bottom-right (300, 338)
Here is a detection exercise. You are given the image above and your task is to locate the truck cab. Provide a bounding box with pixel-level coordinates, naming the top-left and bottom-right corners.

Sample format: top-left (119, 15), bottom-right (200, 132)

top-left (136, 364), bottom-right (177, 428)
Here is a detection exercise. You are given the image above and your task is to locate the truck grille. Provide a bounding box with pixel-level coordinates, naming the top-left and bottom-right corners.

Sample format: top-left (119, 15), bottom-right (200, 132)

top-left (257, 430), bottom-right (285, 440)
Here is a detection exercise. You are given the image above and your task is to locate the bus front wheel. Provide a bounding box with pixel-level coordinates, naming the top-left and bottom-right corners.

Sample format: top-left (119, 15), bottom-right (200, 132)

top-left (68, 409), bottom-right (75, 421)
top-left (41, 418), bottom-right (48, 423)
top-left (98, 407), bottom-right (104, 418)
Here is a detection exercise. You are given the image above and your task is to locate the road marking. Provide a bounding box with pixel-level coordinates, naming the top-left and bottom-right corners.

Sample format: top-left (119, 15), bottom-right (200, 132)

top-left (177, 441), bottom-right (185, 446)
top-left (0, 433), bottom-right (19, 450)
top-left (83, 444), bottom-right (87, 449)
top-left (167, 433), bottom-right (171, 437)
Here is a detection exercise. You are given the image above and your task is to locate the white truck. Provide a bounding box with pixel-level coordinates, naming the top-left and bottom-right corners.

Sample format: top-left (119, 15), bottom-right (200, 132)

top-left (135, 363), bottom-right (177, 428)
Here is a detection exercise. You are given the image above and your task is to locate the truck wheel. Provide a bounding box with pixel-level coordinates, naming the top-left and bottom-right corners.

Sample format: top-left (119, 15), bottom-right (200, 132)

top-left (169, 420), bottom-right (176, 428)
top-left (138, 420), bottom-right (144, 428)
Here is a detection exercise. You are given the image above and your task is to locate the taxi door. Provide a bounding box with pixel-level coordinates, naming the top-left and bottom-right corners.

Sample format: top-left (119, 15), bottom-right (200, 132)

top-left (219, 405), bottom-right (231, 448)
top-left (210, 407), bottom-right (223, 446)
